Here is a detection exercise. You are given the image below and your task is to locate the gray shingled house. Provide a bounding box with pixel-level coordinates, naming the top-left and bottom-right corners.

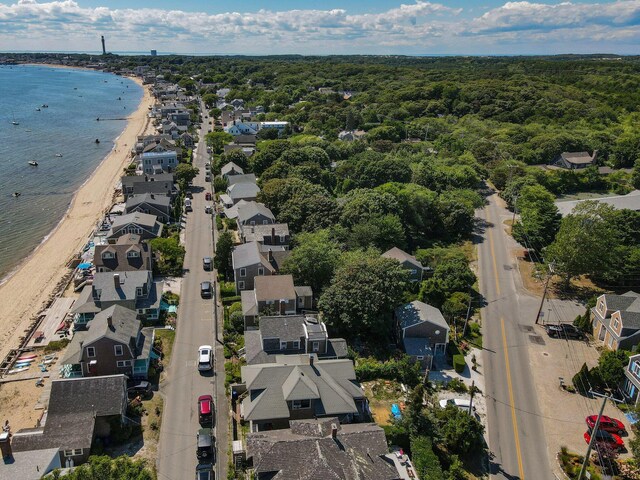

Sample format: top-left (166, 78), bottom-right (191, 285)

top-left (93, 234), bottom-right (153, 273)
top-left (244, 315), bottom-right (348, 365)
top-left (240, 223), bottom-right (290, 249)
top-left (125, 193), bottom-right (172, 223)
top-left (121, 173), bottom-right (177, 201)
top-left (240, 354), bottom-right (368, 432)
top-left (227, 182), bottom-right (260, 205)
top-left (106, 212), bottom-right (163, 242)
top-left (382, 247), bottom-right (430, 282)
top-left (232, 241), bottom-right (290, 293)
top-left (11, 375), bottom-right (128, 466)
top-left (553, 151), bottom-right (597, 170)
top-left (221, 161), bottom-right (244, 178)
top-left (235, 201), bottom-right (275, 226)
top-left (592, 291), bottom-right (640, 351)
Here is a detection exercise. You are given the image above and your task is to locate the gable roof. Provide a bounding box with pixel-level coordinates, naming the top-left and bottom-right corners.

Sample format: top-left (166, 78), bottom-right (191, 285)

top-left (255, 275), bottom-right (296, 301)
top-left (382, 247), bottom-right (423, 269)
top-left (560, 151), bottom-right (595, 165)
top-left (241, 223), bottom-right (289, 243)
top-left (395, 300), bottom-right (449, 332)
top-left (237, 201), bottom-right (275, 224)
top-left (91, 270), bottom-right (152, 303)
top-left (82, 305), bottom-right (140, 351)
top-left (603, 291), bottom-right (640, 335)
top-left (110, 212), bottom-right (159, 230)
top-left (228, 173), bottom-right (258, 186)
top-left (126, 193), bottom-right (171, 209)
top-left (247, 419), bottom-right (400, 480)
top-left (227, 182), bottom-right (260, 200)
top-left (94, 240), bottom-right (152, 272)
top-left (221, 161), bottom-right (244, 176)
top-left (259, 315), bottom-right (308, 342)
top-left (232, 241), bottom-right (275, 271)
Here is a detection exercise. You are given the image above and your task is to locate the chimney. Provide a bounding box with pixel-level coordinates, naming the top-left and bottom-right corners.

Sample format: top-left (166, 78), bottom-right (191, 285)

top-left (0, 431), bottom-right (12, 461)
top-left (271, 227), bottom-right (276, 244)
top-left (309, 354), bottom-right (314, 366)
top-left (113, 273), bottom-right (120, 288)
top-left (107, 315), bottom-right (113, 330)
top-left (331, 423), bottom-right (337, 440)
top-left (150, 194), bottom-right (155, 199)
top-left (268, 249), bottom-right (274, 262)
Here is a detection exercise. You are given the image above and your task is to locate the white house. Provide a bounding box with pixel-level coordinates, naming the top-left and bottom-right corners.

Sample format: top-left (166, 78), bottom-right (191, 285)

top-left (225, 120), bottom-right (260, 136)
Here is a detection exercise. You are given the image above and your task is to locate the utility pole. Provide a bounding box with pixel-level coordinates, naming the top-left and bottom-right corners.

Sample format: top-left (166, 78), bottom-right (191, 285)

top-left (535, 263), bottom-right (554, 325)
top-left (462, 291), bottom-right (473, 338)
top-left (511, 195), bottom-right (518, 224)
top-left (468, 380), bottom-right (475, 415)
top-left (578, 395), bottom-right (607, 480)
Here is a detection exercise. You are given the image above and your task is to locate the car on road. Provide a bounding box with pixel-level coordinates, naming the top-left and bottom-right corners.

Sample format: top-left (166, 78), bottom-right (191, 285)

top-left (439, 398), bottom-right (474, 412)
top-left (196, 428), bottom-right (214, 460)
top-left (127, 380), bottom-right (152, 399)
top-left (203, 257), bottom-right (212, 271)
top-left (205, 174), bottom-right (211, 182)
top-left (586, 415), bottom-right (626, 435)
top-left (198, 394), bottom-right (215, 426)
top-left (584, 429), bottom-right (625, 451)
top-left (185, 199), bottom-right (193, 212)
top-left (544, 323), bottom-right (583, 339)
top-left (196, 463), bottom-right (214, 480)
top-left (200, 281), bottom-right (213, 298)
top-left (205, 205), bottom-right (213, 214)
top-left (197, 345), bottom-right (213, 371)
top-left (205, 192), bottom-right (212, 201)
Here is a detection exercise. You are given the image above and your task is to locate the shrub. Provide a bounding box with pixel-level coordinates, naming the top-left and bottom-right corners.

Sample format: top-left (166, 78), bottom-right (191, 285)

top-left (447, 378), bottom-right (468, 393)
top-left (44, 338), bottom-right (70, 353)
top-left (572, 363), bottom-right (592, 395)
top-left (220, 281), bottom-right (236, 298)
top-left (411, 436), bottom-right (444, 480)
top-left (453, 355), bottom-right (466, 374)
top-left (573, 312), bottom-right (591, 333)
top-left (355, 355), bottom-right (422, 388)
top-left (222, 295), bottom-right (241, 305)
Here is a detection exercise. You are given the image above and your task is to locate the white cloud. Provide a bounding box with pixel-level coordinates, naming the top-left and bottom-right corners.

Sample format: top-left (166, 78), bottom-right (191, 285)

top-left (0, 0), bottom-right (638, 54)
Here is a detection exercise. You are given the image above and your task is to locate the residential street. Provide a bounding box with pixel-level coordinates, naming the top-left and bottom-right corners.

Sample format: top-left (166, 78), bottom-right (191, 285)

top-left (157, 112), bottom-right (228, 480)
top-left (477, 188), bottom-right (551, 480)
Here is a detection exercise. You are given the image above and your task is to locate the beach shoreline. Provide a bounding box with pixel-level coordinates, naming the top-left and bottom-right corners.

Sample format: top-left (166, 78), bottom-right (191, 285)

top-left (0, 70), bottom-right (154, 362)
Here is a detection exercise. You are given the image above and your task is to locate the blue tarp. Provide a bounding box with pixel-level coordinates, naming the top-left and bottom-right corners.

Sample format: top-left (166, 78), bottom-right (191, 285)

top-left (391, 404), bottom-right (402, 419)
top-left (77, 262), bottom-right (92, 270)
top-left (625, 412), bottom-right (638, 425)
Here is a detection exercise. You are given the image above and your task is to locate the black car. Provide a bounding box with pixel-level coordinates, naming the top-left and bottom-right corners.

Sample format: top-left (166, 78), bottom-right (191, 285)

top-left (196, 463), bottom-right (214, 480)
top-left (545, 323), bottom-right (583, 339)
top-left (196, 428), bottom-right (214, 460)
top-left (200, 281), bottom-right (213, 299)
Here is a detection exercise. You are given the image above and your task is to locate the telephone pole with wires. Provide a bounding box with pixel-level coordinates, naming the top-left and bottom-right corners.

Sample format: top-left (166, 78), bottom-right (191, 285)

top-left (535, 262), bottom-right (555, 325)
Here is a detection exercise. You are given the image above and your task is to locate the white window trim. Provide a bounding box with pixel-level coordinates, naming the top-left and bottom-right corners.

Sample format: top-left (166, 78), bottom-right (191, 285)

top-left (238, 281), bottom-right (245, 290)
top-left (280, 341), bottom-right (287, 350)
top-left (239, 268), bottom-right (246, 278)
top-left (292, 399), bottom-right (310, 410)
top-left (64, 449), bottom-right (83, 457)
top-left (293, 340), bottom-right (300, 349)
top-left (416, 356), bottom-right (424, 360)
top-left (116, 360), bottom-right (131, 367)
top-left (86, 347), bottom-right (96, 358)
top-left (114, 345), bottom-right (124, 356)
top-left (312, 341), bottom-right (320, 352)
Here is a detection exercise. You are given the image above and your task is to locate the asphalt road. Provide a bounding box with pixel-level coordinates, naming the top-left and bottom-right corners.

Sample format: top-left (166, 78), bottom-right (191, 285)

top-left (157, 111), bottom-right (228, 480)
top-left (477, 188), bottom-right (552, 480)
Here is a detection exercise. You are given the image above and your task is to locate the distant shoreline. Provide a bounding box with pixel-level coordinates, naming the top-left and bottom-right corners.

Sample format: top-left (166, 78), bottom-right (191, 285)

top-left (0, 68), bottom-right (153, 362)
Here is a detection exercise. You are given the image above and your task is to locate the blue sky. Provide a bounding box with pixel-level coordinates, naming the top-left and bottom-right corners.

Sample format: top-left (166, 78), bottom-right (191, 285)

top-left (0, 1), bottom-right (638, 55)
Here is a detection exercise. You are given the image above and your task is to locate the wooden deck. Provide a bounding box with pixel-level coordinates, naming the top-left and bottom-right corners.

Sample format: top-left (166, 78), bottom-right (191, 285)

top-left (25, 297), bottom-right (75, 349)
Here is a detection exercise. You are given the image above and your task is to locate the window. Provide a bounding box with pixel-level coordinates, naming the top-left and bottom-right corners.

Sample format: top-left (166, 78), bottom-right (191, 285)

top-left (136, 287), bottom-right (143, 297)
top-left (250, 221), bottom-right (256, 226)
top-left (312, 341), bottom-right (320, 352)
top-left (64, 449), bottom-right (83, 457)
top-left (117, 360), bottom-right (131, 367)
top-left (410, 269), bottom-right (417, 275)
top-left (239, 268), bottom-right (246, 278)
top-left (292, 399), bottom-right (310, 409)
top-left (257, 267), bottom-right (264, 276)
top-left (608, 336), bottom-right (614, 348)
top-left (114, 345), bottom-right (124, 356)
top-left (633, 362), bottom-right (640, 376)
top-left (102, 252), bottom-right (114, 259)
top-left (613, 318), bottom-right (620, 331)
top-left (238, 281), bottom-right (245, 290)
top-left (280, 341), bottom-right (287, 350)
top-left (416, 356), bottom-right (424, 360)
top-left (86, 347), bottom-right (96, 358)
top-left (127, 251), bottom-right (139, 258)
top-left (280, 235), bottom-right (286, 243)
top-left (263, 220), bottom-right (269, 225)
top-left (293, 340), bottom-right (300, 350)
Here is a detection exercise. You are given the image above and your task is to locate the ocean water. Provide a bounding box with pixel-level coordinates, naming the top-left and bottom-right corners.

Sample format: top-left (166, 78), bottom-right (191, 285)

top-left (0, 65), bottom-right (143, 279)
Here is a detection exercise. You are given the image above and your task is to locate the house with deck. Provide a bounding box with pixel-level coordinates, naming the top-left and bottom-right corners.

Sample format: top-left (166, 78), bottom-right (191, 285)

top-left (121, 173), bottom-right (177, 201)
top-left (591, 291), bottom-right (640, 351)
top-left (140, 150), bottom-right (178, 175)
top-left (107, 212), bottom-right (163, 242)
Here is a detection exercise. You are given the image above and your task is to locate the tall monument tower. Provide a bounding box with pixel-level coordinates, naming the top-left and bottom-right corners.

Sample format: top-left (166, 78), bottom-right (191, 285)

top-left (101, 35), bottom-right (106, 55)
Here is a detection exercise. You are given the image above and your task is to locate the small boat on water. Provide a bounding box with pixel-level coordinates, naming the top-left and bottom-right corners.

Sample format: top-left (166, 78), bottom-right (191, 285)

top-left (12, 120), bottom-right (19, 126)
top-left (35, 108), bottom-right (41, 111)
top-left (8, 366), bottom-right (29, 374)
top-left (12, 192), bottom-right (21, 198)
top-left (95, 139), bottom-right (100, 144)
top-left (41, 104), bottom-right (48, 108)
top-left (17, 354), bottom-right (37, 361)
top-left (55, 153), bottom-right (63, 158)
top-left (28, 161), bottom-right (38, 166)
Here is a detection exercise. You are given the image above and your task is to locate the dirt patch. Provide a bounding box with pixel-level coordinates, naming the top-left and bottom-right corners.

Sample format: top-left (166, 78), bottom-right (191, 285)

top-left (362, 380), bottom-right (405, 427)
top-left (0, 380), bottom-right (46, 432)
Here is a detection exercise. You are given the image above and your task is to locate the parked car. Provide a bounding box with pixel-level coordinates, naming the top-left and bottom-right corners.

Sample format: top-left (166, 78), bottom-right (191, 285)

top-left (198, 394), bottom-right (215, 426)
top-left (196, 463), bottom-right (214, 480)
top-left (205, 192), bottom-right (212, 201)
top-left (127, 380), bottom-right (152, 399)
top-left (439, 398), bottom-right (474, 412)
top-left (186, 191), bottom-right (193, 199)
top-left (203, 257), bottom-right (212, 271)
top-left (205, 174), bottom-right (211, 182)
top-left (196, 428), bottom-right (214, 460)
top-left (185, 199), bottom-right (193, 212)
top-left (586, 415), bottom-right (626, 435)
top-left (545, 323), bottom-right (583, 339)
top-left (583, 429), bottom-right (625, 452)
top-left (198, 345), bottom-right (213, 372)
top-left (205, 205), bottom-right (213, 214)
top-left (200, 281), bottom-right (213, 298)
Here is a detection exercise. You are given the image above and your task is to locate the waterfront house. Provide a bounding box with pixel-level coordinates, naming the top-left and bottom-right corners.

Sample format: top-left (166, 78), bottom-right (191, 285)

top-left (221, 161), bottom-right (244, 178)
top-left (241, 275), bottom-right (313, 329)
top-left (591, 291), bottom-right (640, 351)
top-left (71, 270), bottom-right (163, 327)
top-left (125, 193), bottom-right (172, 223)
top-left (245, 418), bottom-right (409, 480)
top-left (227, 182), bottom-right (260, 205)
top-left (121, 173), bottom-right (177, 201)
top-left (107, 212), bottom-right (163, 242)
top-left (231, 241), bottom-right (289, 293)
top-left (94, 234), bottom-right (153, 273)
top-left (395, 300), bottom-right (450, 370)
top-left (11, 375), bottom-right (128, 467)
top-left (239, 354), bottom-right (367, 432)
top-left (382, 247), bottom-right (430, 282)
top-left (240, 223), bottom-right (290, 249)
top-left (140, 150), bottom-right (178, 175)
top-left (236, 202), bottom-right (275, 227)
top-left (61, 306), bottom-right (155, 379)
top-left (553, 151), bottom-right (598, 170)
top-left (244, 315), bottom-right (347, 365)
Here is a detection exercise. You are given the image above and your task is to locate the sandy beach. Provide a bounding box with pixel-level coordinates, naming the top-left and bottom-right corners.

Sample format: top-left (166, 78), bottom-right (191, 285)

top-left (0, 74), bottom-right (154, 362)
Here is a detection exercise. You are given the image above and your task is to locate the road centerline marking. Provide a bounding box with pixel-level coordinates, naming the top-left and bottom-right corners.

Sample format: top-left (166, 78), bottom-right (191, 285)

top-left (501, 317), bottom-right (525, 479)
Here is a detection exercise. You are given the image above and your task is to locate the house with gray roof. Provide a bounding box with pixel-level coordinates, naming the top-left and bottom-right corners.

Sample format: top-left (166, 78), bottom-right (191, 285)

top-left (382, 247), bottom-right (430, 282)
top-left (246, 418), bottom-right (408, 480)
top-left (228, 173), bottom-right (257, 186)
top-left (11, 375), bottom-right (128, 466)
top-left (240, 354), bottom-right (368, 432)
top-left (232, 241), bottom-right (290, 293)
top-left (71, 270), bottom-right (163, 327)
top-left (553, 151), bottom-right (597, 170)
top-left (592, 290), bottom-right (640, 351)
top-left (623, 353), bottom-right (640, 406)
top-left (0, 443), bottom-right (61, 480)
top-left (125, 193), bottom-right (172, 223)
top-left (121, 173), bottom-right (177, 201)
top-left (555, 189), bottom-right (640, 217)
top-left (61, 305), bottom-right (155, 379)
top-left (93, 234), bottom-right (153, 273)
top-left (244, 315), bottom-right (348, 365)
top-left (241, 275), bottom-right (313, 329)
top-left (240, 223), bottom-right (290, 249)
top-left (227, 182), bottom-right (260, 205)
top-left (221, 161), bottom-right (244, 178)
top-left (236, 201), bottom-right (275, 227)
top-left (395, 300), bottom-right (450, 370)
top-left (106, 212), bottom-right (163, 242)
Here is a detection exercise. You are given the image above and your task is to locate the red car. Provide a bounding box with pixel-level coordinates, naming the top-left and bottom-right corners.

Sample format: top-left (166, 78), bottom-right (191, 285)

top-left (583, 429), bottom-right (625, 452)
top-left (205, 192), bottom-right (212, 201)
top-left (585, 415), bottom-right (626, 435)
top-left (198, 395), bottom-right (215, 427)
